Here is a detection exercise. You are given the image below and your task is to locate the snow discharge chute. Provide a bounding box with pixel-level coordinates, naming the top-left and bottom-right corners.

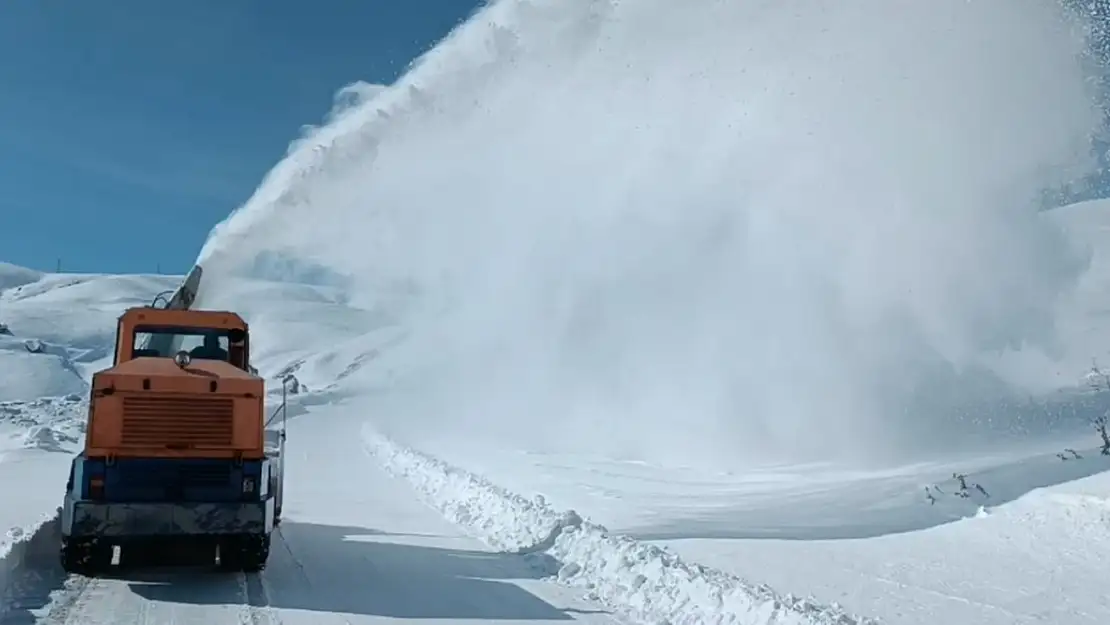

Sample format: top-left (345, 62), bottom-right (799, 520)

top-left (139, 264), bottom-right (204, 356)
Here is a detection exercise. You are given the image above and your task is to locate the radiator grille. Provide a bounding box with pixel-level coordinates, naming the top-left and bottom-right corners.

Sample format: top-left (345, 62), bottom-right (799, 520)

top-left (120, 395), bottom-right (235, 448)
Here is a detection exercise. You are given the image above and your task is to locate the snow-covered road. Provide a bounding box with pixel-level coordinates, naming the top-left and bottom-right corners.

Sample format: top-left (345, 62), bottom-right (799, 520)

top-left (9, 408), bottom-right (622, 625)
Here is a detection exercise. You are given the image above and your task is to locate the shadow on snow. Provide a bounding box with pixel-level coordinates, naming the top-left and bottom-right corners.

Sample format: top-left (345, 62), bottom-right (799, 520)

top-left (0, 517), bottom-right (602, 622)
top-left (124, 520), bottom-right (592, 620)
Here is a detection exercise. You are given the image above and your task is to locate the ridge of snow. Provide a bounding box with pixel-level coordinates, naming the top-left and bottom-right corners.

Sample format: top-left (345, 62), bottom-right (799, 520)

top-left (0, 263), bottom-right (42, 292)
top-left (363, 425), bottom-right (878, 625)
top-left (0, 508), bottom-right (62, 622)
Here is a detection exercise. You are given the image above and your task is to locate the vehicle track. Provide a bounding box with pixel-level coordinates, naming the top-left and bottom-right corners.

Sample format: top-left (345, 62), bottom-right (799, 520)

top-left (32, 549), bottom-right (281, 625)
top-left (0, 524), bottom-right (283, 625)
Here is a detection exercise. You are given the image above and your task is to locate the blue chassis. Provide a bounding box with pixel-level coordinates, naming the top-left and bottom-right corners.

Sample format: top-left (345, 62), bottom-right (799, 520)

top-left (60, 454), bottom-right (280, 540)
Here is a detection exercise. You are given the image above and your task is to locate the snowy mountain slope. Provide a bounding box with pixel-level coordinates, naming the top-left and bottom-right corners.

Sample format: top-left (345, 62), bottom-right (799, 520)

top-left (0, 270), bottom-right (182, 401)
top-left (0, 263), bottom-right (41, 291)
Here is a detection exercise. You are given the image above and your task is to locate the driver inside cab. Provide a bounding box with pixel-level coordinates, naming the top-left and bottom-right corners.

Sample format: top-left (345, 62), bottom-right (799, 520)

top-left (189, 333), bottom-right (229, 361)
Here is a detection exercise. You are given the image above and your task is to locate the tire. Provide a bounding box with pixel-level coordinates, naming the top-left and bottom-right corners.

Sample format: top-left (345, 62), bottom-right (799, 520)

top-left (270, 476), bottom-right (283, 525)
top-left (60, 537), bottom-right (112, 576)
top-left (118, 537), bottom-right (217, 568)
top-left (218, 534), bottom-right (270, 572)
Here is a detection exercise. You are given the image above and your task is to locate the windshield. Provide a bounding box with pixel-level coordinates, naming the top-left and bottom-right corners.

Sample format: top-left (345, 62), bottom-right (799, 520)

top-left (132, 325), bottom-right (232, 362)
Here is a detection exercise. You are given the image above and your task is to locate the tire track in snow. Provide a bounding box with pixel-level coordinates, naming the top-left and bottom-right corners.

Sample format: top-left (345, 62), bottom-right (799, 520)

top-left (2, 537), bottom-right (283, 625)
top-left (32, 576), bottom-right (92, 625)
top-left (237, 570), bottom-right (279, 625)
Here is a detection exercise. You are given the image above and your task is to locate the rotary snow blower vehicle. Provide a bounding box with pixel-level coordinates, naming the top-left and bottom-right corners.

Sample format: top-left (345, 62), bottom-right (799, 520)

top-left (58, 266), bottom-right (287, 574)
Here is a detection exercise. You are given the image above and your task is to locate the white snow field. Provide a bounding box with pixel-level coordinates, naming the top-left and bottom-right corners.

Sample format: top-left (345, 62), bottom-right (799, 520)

top-left (6, 0), bottom-right (1110, 623)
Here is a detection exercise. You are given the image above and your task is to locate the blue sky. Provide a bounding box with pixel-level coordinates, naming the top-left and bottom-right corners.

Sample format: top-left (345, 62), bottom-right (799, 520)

top-left (0, 0), bottom-right (482, 274)
top-left (2, 2), bottom-right (1109, 275)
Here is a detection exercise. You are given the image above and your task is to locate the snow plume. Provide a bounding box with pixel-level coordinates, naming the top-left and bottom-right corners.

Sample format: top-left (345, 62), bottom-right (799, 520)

top-left (197, 0), bottom-right (1105, 469)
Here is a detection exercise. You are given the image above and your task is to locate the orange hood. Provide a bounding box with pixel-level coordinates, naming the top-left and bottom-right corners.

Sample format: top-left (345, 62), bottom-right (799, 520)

top-left (92, 357), bottom-right (263, 397)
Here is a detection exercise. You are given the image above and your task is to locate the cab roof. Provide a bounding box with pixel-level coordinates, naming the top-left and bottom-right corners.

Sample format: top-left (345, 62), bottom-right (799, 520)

top-left (120, 307), bottom-right (247, 330)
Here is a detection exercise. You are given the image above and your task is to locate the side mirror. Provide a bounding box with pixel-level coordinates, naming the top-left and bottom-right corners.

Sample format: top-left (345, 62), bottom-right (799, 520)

top-left (228, 328), bottom-right (247, 344)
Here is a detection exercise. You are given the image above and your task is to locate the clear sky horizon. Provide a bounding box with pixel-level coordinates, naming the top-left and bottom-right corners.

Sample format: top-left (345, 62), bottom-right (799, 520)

top-left (0, 0), bottom-right (482, 275)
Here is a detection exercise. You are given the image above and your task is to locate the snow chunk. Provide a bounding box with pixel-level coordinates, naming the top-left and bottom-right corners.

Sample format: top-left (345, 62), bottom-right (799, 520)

top-left (21, 425), bottom-right (78, 452)
top-left (363, 425), bottom-right (877, 625)
top-left (0, 395), bottom-right (87, 451)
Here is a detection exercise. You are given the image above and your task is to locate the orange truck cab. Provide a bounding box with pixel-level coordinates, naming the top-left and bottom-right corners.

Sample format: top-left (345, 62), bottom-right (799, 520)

top-left (59, 268), bottom-right (285, 575)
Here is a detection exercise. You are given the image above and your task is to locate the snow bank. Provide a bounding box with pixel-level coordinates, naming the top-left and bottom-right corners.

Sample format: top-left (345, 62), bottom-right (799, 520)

top-left (0, 263), bottom-right (42, 292)
top-left (0, 511), bottom-right (58, 565)
top-left (0, 510), bottom-right (62, 621)
top-left (363, 425), bottom-right (877, 625)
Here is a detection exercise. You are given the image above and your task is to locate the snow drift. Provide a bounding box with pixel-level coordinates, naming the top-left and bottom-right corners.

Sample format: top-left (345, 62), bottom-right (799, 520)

top-left (195, 0), bottom-right (1105, 471)
top-left (364, 425), bottom-right (877, 625)
top-left (0, 511), bottom-right (62, 624)
top-left (0, 263), bottom-right (42, 292)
